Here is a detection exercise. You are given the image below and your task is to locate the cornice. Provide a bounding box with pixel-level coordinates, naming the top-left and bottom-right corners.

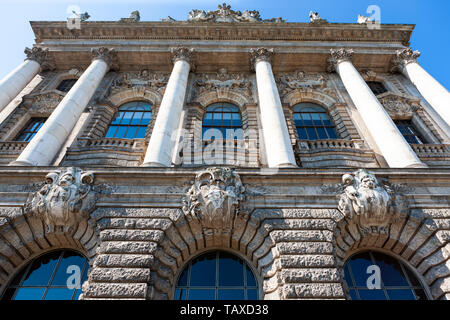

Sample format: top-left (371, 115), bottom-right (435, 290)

top-left (30, 21), bottom-right (414, 45)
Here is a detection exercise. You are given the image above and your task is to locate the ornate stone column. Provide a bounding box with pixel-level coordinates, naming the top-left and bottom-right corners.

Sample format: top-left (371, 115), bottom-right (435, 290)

top-left (329, 48), bottom-right (426, 168)
top-left (0, 47), bottom-right (52, 113)
top-left (12, 47), bottom-right (117, 166)
top-left (251, 48), bottom-right (296, 168)
top-left (142, 48), bottom-right (193, 167)
top-left (392, 48), bottom-right (450, 126)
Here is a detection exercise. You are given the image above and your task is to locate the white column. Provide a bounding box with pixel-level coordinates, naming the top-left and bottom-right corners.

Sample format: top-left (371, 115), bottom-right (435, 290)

top-left (0, 47), bottom-right (51, 113)
top-left (394, 48), bottom-right (450, 126)
top-left (12, 47), bottom-right (116, 166)
top-left (142, 48), bottom-right (193, 167)
top-left (251, 48), bottom-right (297, 168)
top-left (329, 48), bottom-right (426, 168)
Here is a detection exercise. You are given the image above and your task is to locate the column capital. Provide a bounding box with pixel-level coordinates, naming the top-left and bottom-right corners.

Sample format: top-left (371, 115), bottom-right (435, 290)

top-left (171, 47), bottom-right (195, 66)
top-left (250, 47), bottom-right (274, 69)
top-left (390, 48), bottom-right (421, 73)
top-left (327, 48), bottom-right (354, 73)
top-left (91, 47), bottom-right (119, 70)
top-left (24, 47), bottom-right (54, 71)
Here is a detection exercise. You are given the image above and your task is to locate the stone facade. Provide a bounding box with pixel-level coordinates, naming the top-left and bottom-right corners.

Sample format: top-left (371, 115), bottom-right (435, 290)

top-left (0, 5), bottom-right (449, 300)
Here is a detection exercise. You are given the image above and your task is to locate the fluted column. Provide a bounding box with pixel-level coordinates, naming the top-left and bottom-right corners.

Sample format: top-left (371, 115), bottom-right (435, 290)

top-left (392, 48), bottom-right (450, 126)
top-left (0, 47), bottom-right (52, 113)
top-left (142, 48), bottom-right (193, 167)
top-left (12, 48), bottom-right (117, 166)
top-left (251, 48), bottom-right (296, 168)
top-left (329, 48), bottom-right (426, 168)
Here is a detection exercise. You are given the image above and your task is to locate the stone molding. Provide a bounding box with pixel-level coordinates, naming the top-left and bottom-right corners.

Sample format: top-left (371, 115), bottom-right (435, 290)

top-left (250, 48), bottom-right (274, 69)
top-left (91, 47), bottom-right (118, 70)
top-left (327, 48), bottom-right (354, 73)
top-left (24, 47), bottom-right (54, 71)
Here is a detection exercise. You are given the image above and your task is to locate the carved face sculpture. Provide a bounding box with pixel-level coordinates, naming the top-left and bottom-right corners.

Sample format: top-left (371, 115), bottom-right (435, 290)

top-left (58, 172), bottom-right (75, 187)
top-left (360, 173), bottom-right (377, 189)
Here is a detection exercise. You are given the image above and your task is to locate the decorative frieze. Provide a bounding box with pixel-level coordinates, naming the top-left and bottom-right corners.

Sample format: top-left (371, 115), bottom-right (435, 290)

top-left (110, 70), bottom-right (169, 95)
top-left (193, 69), bottom-right (252, 99)
top-left (25, 167), bottom-right (97, 233)
top-left (276, 71), bottom-right (337, 99)
top-left (182, 167), bottom-right (247, 236)
top-left (337, 169), bottom-right (406, 234)
top-left (23, 91), bottom-right (66, 115)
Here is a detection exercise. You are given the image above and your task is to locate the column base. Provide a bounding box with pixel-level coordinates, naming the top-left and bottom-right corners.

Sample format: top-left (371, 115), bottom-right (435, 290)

top-left (141, 161), bottom-right (170, 168)
top-left (404, 162), bottom-right (428, 169)
top-left (9, 160), bottom-right (33, 166)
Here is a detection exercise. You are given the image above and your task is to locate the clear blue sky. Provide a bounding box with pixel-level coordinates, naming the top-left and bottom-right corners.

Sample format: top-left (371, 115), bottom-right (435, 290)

top-left (0, 0), bottom-right (449, 89)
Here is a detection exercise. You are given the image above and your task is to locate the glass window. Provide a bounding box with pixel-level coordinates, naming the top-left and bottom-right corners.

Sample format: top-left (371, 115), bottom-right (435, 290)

top-left (1, 250), bottom-right (88, 300)
top-left (293, 103), bottom-right (338, 140)
top-left (344, 251), bottom-right (429, 300)
top-left (202, 103), bottom-right (243, 141)
top-left (175, 251), bottom-right (258, 300)
top-left (394, 120), bottom-right (427, 144)
top-left (15, 118), bottom-right (46, 142)
top-left (366, 81), bottom-right (388, 95)
top-left (105, 101), bottom-right (152, 139)
top-left (56, 79), bottom-right (77, 92)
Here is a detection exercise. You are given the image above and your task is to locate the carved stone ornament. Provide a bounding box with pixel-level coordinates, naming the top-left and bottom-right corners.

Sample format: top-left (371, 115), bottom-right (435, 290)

top-left (250, 47), bottom-right (274, 68)
top-left (327, 48), bottom-right (354, 73)
top-left (111, 70), bottom-right (169, 95)
top-left (25, 167), bottom-right (97, 233)
top-left (182, 167), bottom-right (247, 235)
top-left (187, 3), bottom-right (285, 23)
top-left (119, 10), bottom-right (140, 22)
top-left (391, 48), bottom-right (421, 73)
top-left (23, 91), bottom-right (65, 115)
top-left (337, 169), bottom-right (406, 234)
top-left (309, 11), bottom-right (328, 24)
top-left (24, 47), bottom-right (54, 71)
top-left (91, 47), bottom-right (119, 70)
top-left (194, 69), bottom-right (252, 98)
top-left (357, 14), bottom-right (372, 24)
top-left (377, 92), bottom-right (421, 119)
top-left (276, 71), bottom-right (331, 96)
top-left (171, 47), bottom-right (195, 65)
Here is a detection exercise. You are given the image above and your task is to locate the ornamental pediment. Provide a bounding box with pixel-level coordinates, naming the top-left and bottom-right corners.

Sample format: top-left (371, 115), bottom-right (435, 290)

top-left (376, 92), bottom-right (421, 119)
top-left (22, 90), bottom-right (66, 115)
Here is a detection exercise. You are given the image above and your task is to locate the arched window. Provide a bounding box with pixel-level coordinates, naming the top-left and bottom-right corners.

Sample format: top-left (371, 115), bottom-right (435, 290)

top-left (202, 103), bottom-right (243, 141)
top-left (1, 249), bottom-right (88, 300)
top-left (293, 103), bottom-right (338, 140)
top-left (175, 251), bottom-right (258, 300)
top-left (105, 101), bottom-right (152, 139)
top-left (366, 81), bottom-right (388, 95)
top-left (344, 251), bottom-right (429, 300)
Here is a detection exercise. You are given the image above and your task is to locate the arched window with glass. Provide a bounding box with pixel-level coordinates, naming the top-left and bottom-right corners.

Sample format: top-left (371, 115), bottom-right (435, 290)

top-left (1, 249), bottom-right (89, 300)
top-left (202, 103), bottom-right (243, 141)
top-left (105, 101), bottom-right (152, 139)
top-left (343, 251), bottom-right (429, 300)
top-left (175, 251), bottom-right (259, 300)
top-left (293, 103), bottom-right (338, 140)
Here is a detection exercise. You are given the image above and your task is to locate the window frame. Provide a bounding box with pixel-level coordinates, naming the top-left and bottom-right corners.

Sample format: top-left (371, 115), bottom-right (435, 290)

top-left (202, 102), bottom-right (243, 141)
top-left (56, 79), bottom-right (77, 93)
top-left (174, 250), bottom-right (260, 300)
top-left (394, 119), bottom-right (428, 144)
top-left (366, 81), bottom-right (388, 95)
top-left (14, 117), bottom-right (47, 142)
top-left (343, 250), bottom-right (431, 300)
top-left (105, 101), bottom-right (152, 140)
top-left (292, 103), bottom-right (339, 141)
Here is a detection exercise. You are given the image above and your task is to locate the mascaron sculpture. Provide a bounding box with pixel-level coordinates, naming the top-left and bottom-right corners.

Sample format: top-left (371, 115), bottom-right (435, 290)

top-left (25, 167), bottom-right (97, 233)
top-left (182, 167), bottom-right (246, 234)
top-left (338, 169), bottom-right (404, 232)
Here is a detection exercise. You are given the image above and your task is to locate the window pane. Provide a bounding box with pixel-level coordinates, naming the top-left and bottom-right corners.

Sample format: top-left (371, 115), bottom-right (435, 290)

top-left (44, 288), bottom-right (77, 300)
top-left (141, 112), bottom-right (151, 125)
top-left (105, 126), bottom-right (117, 138)
top-left (347, 252), bottom-right (372, 287)
top-left (13, 288), bottom-right (46, 300)
top-left (301, 113), bottom-right (313, 126)
top-left (175, 288), bottom-right (187, 300)
top-left (326, 127), bottom-right (338, 139)
top-left (22, 251), bottom-right (60, 286)
top-left (317, 127), bottom-right (328, 139)
top-left (310, 113), bottom-right (322, 125)
top-left (348, 289), bottom-right (358, 300)
top-left (178, 268), bottom-right (188, 287)
top-left (120, 112), bottom-right (133, 125)
top-left (297, 127), bottom-right (307, 140)
top-left (111, 112), bottom-right (123, 125)
top-left (114, 126), bottom-right (127, 138)
top-left (218, 289), bottom-right (245, 300)
top-left (219, 252), bottom-right (244, 286)
top-left (246, 266), bottom-right (256, 287)
top-left (74, 289), bottom-right (82, 300)
top-left (130, 112), bottom-right (143, 125)
top-left (386, 289), bottom-right (416, 300)
top-left (51, 252), bottom-right (86, 286)
top-left (306, 127), bottom-right (317, 140)
top-left (135, 126), bottom-right (147, 139)
top-left (372, 252), bottom-right (409, 287)
top-left (357, 289), bottom-right (386, 300)
top-left (188, 289), bottom-right (215, 300)
top-left (125, 126), bottom-right (138, 139)
top-left (247, 289), bottom-right (258, 300)
top-left (189, 253), bottom-right (216, 287)
top-left (344, 264), bottom-right (353, 287)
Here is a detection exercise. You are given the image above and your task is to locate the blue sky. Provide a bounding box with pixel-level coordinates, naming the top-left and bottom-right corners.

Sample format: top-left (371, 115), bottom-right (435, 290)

top-left (0, 0), bottom-right (449, 88)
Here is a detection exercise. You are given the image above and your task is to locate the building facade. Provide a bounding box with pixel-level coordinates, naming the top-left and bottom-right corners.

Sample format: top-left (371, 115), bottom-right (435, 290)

top-left (0, 4), bottom-right (449, 300)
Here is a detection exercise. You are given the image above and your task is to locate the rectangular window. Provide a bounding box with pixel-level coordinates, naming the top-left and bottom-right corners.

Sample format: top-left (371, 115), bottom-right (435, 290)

top-left (394, 120), bottom-right (426, 144)
top-left (15, 118), bottom-right (46, 142)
